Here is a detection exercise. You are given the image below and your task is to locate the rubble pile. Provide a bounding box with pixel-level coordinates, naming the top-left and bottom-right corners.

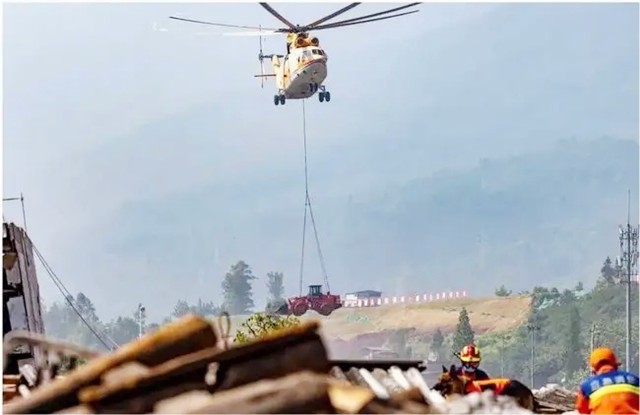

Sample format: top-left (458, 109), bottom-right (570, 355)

top-left (533, 384), bottom-right (578, 414)
top-left (2, 314), bottom-right (548, 414)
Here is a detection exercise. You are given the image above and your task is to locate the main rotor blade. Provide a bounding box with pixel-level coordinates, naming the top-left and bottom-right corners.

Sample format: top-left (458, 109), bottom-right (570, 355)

top-left (311, 10), bottom-right (419, 31)
top-left (304, 3), bottom-right (361, 29)
top-left (169, 16), bottom-right (282, 32)
top-left (223, 30), bottom-right (281, 37)
top-left (259, 3), bottom-right (298, 31)
top-left (313, 2), bottom-right (420, 29)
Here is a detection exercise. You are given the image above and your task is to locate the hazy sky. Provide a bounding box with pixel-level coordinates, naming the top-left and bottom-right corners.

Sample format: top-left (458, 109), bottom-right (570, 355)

top-left (3, 2), bottom-right (638, 322)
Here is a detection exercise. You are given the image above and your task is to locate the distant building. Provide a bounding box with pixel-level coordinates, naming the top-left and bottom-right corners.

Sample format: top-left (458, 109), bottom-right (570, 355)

top-left (345, 290), bottom-right (382, 299)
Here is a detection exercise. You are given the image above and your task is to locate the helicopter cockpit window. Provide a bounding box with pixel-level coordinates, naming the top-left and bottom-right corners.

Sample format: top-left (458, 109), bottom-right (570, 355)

top-left (313, 49), bottom-right (325, 56)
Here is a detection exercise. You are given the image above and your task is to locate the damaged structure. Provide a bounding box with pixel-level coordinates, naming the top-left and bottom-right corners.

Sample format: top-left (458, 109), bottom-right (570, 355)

top-left (2, 313), bottom-right (578, 414)
top-left (3, 222), bottom-right (46, 374)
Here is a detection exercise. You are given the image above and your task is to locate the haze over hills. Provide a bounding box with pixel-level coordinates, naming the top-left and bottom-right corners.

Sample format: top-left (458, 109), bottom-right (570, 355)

top-left (102, 137), bottom-right (638, 305)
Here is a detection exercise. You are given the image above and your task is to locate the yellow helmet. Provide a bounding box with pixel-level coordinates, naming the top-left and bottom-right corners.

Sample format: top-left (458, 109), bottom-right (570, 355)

top-left (460, 344), bottom-right (481, 363)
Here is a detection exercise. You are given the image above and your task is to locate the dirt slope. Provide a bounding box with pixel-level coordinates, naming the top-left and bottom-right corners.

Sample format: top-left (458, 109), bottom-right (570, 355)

top-left (303, 295), bottom-right (533, 340)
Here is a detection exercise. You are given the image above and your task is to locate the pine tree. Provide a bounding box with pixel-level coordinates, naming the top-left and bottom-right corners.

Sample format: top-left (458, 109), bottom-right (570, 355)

top-left (599, 256), bottom-right (618, 286)
top-left (452, 307), bottom-right (475, 354)
top-left (221, 260), bottom-right (257, 315)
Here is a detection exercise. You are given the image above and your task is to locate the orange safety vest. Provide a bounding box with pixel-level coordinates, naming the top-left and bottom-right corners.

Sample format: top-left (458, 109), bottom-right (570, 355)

top-left (457, 367), bottom-right (490, 381)
top-left (465, 378), bottom-right (512, 395)
top-left (575, 367), bottom-right (639, 414)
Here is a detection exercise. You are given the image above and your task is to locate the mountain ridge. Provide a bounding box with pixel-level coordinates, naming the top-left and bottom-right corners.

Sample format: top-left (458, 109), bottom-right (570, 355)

top-left (100, 136), bottom-right (638, 304)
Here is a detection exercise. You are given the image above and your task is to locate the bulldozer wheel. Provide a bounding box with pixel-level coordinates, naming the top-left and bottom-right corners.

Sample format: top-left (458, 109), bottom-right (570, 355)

top-left (318, 303), bottom-right (335, 316)
top-left (292, 303), bottom-right (308, 316)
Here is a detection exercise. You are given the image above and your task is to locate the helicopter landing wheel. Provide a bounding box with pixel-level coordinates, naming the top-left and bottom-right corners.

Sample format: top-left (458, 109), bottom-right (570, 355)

top-left (319, 91), bottom-right (330, 103)
top-left (273, 95), bottom-right (280, 106)
top-left (279, 94), bottom-right (286, 105)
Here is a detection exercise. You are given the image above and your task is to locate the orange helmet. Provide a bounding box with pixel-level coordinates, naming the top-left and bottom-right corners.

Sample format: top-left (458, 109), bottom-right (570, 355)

top-left (460, 344), bottom-right (482, 363)
top-left (589, 347), bottom-right (619, 370)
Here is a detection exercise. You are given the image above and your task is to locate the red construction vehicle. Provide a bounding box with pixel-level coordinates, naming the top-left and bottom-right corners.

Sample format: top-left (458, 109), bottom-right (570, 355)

top-left (274, 284), bottom-right (342, 317)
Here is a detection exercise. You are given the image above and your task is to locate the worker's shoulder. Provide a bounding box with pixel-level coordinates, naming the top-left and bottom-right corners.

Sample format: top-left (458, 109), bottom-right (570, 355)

top-left (580, 370), bottom-right (640, 394)
top-left (612, 370), bottom-right (640, 385)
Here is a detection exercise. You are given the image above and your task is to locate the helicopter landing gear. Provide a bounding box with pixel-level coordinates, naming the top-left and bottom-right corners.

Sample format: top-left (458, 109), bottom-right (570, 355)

top-left (318, 85), bottom-right (331, 103)
top-left (274, 94), bottom-right (286, 106)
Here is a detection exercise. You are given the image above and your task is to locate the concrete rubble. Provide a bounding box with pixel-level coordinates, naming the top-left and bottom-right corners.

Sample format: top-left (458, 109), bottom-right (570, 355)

top-left (2, 314), bottom-right (578, 414)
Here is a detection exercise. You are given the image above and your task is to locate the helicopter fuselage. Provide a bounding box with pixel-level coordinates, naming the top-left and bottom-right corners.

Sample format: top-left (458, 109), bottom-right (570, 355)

top-left (272, 45), bottom-right (328, 99)
top-left (170, 2), bottom-right (420, 106)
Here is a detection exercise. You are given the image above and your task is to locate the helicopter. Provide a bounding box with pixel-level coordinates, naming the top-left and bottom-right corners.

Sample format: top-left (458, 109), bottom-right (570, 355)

top-left (169, 2), bottom-right (420, 106)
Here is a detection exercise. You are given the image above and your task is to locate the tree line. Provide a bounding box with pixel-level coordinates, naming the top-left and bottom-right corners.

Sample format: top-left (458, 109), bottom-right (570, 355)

top-left (392, 255), bottom-right (639, 390)
top-left (42, 260), bottom-right (287, 351)
top-left (41, 254), bottom-right (639, 393)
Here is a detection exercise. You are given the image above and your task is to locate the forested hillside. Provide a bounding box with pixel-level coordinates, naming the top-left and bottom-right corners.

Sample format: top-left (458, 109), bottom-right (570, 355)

top-left (103, 137), bottom-right (639, 300)
top-left (339, 137), bottom-right (639, 295)
top-left (475, 272), bottom-right (639, 388)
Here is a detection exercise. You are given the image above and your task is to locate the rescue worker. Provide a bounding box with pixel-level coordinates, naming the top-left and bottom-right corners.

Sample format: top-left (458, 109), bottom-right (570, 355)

top-left (575, 347), bottom-right (639, 414)
top-left (456, 344), bottom-right (490, 381)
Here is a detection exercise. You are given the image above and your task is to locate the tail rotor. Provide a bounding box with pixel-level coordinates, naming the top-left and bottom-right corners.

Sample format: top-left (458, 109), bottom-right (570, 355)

top-left (258, 25), bottom-right (266, 88)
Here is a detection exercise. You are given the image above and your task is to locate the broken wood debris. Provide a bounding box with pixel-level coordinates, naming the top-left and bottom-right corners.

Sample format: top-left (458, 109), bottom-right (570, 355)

top-left (3, 314), bottom-right (578, 414)
top-left (533, 384), bottom-right (578, 414)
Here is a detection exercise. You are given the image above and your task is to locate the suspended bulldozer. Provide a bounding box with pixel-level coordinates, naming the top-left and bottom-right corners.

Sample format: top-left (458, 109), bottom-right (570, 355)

top-left (269, 285), bottom-right (342, 317)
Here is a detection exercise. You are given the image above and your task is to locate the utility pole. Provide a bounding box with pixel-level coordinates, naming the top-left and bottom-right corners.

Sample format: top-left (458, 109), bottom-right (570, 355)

top-left (618, 190), bottom-right (638, 372)
top-left (137, 303), bottom-right (146, 338)
top-left (527, 323), bottom-right (540, 389)
top-left (3, 193), bottom-right (28, 231)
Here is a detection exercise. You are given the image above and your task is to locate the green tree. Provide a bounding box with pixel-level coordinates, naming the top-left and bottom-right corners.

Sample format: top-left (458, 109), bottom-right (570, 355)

top-left (531, 286), bottom-right (562, 310)
top-left (193, 298), bottom-right (220, 316)
top-left (105, 316), bottom-right (139, 345)
top-left (172, 300), bottom-right (191, 318)
top-left (171, 299), bottom-right (220, 318)
top-left (599, 256), bottom-right (618, 286)
top-left (266, 271), bottom-right (285, 303)
top-left (75, 293), bottom-right (99, 324)
top-left (495, 285), bottom-right (512, 297)
top-left (221, 260), bottom-right (257, 315)
top-left (42, 300), bottom-right (79, 341)
top-left (558, 289), bottom-right (577, 306)
top-left (562, 305), bottom-right (583, 379)
top-left (234, 312), bottom-right (300, 344)
top-left (70, 293), bottom-right (109, 350)
top-left (452, 307), bottom-right (475, 354)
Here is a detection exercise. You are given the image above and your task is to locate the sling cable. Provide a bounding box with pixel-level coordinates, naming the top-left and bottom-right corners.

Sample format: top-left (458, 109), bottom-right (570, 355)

top-left (297, 99), bottom-right (332, 299)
